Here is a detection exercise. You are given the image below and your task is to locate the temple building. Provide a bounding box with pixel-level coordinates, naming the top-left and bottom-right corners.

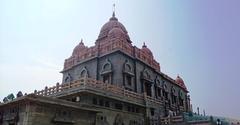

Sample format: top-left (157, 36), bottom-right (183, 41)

top-left (0, 11), bottom-right (191, 125)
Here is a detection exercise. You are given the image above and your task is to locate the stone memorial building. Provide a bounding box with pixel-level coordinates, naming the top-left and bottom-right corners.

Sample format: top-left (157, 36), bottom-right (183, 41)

top-left (0, 11), bottom-right (191, 125)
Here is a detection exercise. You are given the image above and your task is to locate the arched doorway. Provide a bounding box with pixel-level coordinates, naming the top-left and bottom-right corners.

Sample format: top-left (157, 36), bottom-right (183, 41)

top-left (114, 114), bottom-right (124, 125)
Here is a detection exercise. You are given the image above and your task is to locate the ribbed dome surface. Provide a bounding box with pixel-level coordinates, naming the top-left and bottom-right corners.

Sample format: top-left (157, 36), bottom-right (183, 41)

top-left (108, 27), bottom-right (125, 39)
top-left (98, 14), bottom-right (130, 41)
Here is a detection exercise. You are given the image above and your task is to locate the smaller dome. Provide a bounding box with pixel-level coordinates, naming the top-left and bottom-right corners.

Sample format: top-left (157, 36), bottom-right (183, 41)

top-left (72, 39), bottom-right (87, 56)
top-left (142, 42), bottom-right (152, 55)
top-left (108, 27), bottom-right (125, 39)
top-left (175, 75), bottom-right (187, 90)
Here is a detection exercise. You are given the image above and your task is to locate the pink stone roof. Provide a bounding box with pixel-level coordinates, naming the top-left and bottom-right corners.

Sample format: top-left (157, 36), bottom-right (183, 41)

top-left (175, 75), bottom-right (188, 91)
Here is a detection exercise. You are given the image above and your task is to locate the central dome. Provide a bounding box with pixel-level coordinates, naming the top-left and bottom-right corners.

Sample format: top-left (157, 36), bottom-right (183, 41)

top-left (108, 27), bottom-right (125, 39)
top-left (98, 13), bottom-right (130, 42)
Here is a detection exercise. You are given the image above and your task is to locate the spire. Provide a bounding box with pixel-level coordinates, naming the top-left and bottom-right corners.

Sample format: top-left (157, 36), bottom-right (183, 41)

top-left (112, 4), bottom-right (116, 17)
top-left (110, 4), bottom-right (118, 21)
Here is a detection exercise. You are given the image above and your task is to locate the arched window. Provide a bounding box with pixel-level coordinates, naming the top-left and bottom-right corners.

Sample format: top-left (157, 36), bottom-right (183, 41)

top-left (179, 90), bottom-right (184, 106)
top-left (80, 67), bottom-right (89, 78)
top-left (142, 69), bottom-right (151, 80)
top-left (65, 77), bottom-right (69, 82)
top-left (103, 63), bottom-right (111, 71)
top-left (101, 59), bottom-right (113, 84)
top-left (125, 64), bottom-right (131, 72)
top-left (141, 69), bottom-right (153, 96)
top-left (101, 59), bottom-right (112, 73)
top-left (162, 83), bottom-right (168, 100)
top-left (171, 87), bottom-right (177, 104)
top-left (64, 73), bottom-right (72, 83)
top-left (123, 60), bottom-right (134, 90)
top-left (154, 77), bottom-right (162, 98)
top-left (80, 70), bottom-right (86, 77)
top-left (114, 114), bottom-right (124, 125)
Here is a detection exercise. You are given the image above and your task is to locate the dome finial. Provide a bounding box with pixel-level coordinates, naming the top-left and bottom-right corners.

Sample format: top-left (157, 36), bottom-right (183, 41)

top-left (112, 4), bottom-right (116, 17)
top-left (79, 38), bottom-right (84, 45)
top-left (110, 4), bottom-right (118, 21)
top-left (177, 74), bottom-right (180, 79)
top-left (143, 42), bottom-right (147, 47)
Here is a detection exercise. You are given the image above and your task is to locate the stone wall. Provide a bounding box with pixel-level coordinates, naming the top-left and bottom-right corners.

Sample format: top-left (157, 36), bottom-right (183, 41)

top-left (0, 95), bottom-right (97, 125)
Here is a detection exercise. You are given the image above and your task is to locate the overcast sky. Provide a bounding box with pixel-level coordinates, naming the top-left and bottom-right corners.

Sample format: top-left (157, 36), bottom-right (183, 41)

top-left (0, 0), bottom-right (239, 119)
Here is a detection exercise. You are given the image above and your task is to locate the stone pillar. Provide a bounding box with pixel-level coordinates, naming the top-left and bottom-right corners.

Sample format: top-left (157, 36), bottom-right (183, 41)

top-left (151, 84), bottom-right (155, 98)
top-left (187, 95), bottom-right (191, 112)
top-left (197, 107), bottom-right (199, 115)
top-left (56, 82), bottom-right (60, 92)
top-left (44, 86), bottom-right (48, 96)
top-left (190, 104), bottom-right (193, 112)
top-left (142, 81), bottom-right (145, 93)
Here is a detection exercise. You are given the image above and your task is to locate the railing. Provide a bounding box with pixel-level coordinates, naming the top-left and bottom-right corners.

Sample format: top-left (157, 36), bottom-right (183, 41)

top-left (172, 115), bottom-right (184, 123)
top-left (145, 96), bottom-right (162, 105)
top-left (161, 117), bottom-right (171, 124)
top-left (33, 77), bottom-right (163, 105)
top-left (161, 115), bottom-right (184, 124)
top-left (183, 112), bottom-right (210, 122)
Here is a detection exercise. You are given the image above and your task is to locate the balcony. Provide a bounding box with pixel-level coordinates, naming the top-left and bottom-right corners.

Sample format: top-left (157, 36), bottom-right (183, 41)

top-left (33, 78), bottom-right (163, 107)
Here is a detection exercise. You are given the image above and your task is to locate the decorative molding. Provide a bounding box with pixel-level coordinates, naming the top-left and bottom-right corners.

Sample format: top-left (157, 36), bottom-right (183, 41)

top-left (179, 90), bottom-right (184, 99)
top-left (171, 86), bottom-right (177, 96)
top-left (123, 60), bottom-right (134, 76)
top-left (141, 68), bottom-right (153, 82)
top-left (163, 83), bottom-right (168, 92)
top-left (154, 76), bottom-right (162, 88)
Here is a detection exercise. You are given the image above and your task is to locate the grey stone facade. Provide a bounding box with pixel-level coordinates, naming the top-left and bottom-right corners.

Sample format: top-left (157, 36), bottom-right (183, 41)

top-left (0, 95), bottom-right (98, 125)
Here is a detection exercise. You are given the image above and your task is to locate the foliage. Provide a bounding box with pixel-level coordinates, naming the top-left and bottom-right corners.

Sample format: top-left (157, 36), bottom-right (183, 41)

top-left (7, 93), bottom-right (15, 101)
top-left (3, 97), bottom-right (8, 103)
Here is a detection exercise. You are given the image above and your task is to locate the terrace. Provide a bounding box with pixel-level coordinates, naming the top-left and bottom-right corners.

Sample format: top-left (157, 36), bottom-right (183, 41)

top-left (33, 77), bottom-right (164, 107)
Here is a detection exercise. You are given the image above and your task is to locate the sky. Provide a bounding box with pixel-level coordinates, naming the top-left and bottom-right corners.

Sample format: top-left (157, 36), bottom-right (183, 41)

top-left (0, 0), bottom-right (239, 119)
